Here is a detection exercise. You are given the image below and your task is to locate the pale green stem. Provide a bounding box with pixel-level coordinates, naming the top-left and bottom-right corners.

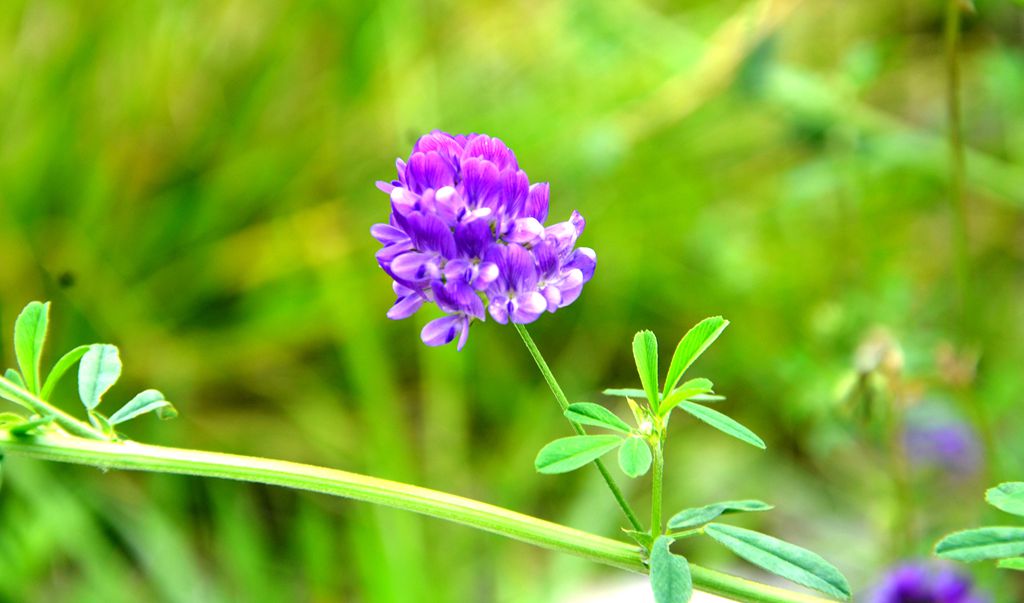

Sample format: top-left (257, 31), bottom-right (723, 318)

top-left (512, 323), bottom-right (644, 531)
top-left (0, 376), bottom-right (107, 440)
top-left (651, 436), bottom-right (665, 538)
top-left (0, 430), bottom-right (838, 603)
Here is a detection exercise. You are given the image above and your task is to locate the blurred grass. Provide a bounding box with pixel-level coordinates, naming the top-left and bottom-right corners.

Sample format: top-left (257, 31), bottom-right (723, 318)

top-left (1, 0), bottom-right (1023, 601)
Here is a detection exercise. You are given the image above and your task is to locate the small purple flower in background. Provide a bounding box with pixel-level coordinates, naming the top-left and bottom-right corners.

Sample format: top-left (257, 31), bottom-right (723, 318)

top-left (903, 402), bottom-right (981, 475)
top-left (869, 562), bottom-right (988, 603)
top-left (372, 131), bottom-right (596, 349)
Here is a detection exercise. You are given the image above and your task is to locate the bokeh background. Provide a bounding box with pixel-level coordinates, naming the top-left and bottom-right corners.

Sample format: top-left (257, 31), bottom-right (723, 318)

top-left (2, 0), bottom-right (1024, 601)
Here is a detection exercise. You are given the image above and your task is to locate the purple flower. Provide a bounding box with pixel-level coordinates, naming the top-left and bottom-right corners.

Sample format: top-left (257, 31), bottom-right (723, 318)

top-left (372, 131), bottom-right (596, 350)
top-left (903, 404), bottom-right (981, 475)
top-left (869, 563), bottom-right (988, 603)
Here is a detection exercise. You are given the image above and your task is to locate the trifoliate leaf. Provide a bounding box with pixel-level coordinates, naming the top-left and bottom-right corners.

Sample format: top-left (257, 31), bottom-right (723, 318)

top-left (659, 378), bottom-right (714, 416)
top-left (704, 523), bottom-right (851, 600)
top-left (649, 536), bottom-right (692, 603)
top-left (678, 402), bottom-right (765, 449)
top-left (618, 436), bottom-right (652, 478)
top-left (564, 402), bottom-right (632, 433)
top-left (534, 435), bottom-right (624, 474)
top-left (78, 344), bottom-right (121, 410)
top-left (668, 500), bottom-right (774, 531)
top-left (14, 301), bottom-right (49, 395)
top-left (663, 317), bottom-right (728, 397)
top-left (632, 331), bottom-right (660, 411)
top-left (109, 389), bottom-right (177, 425)
top-left (986, 483), bottom-right (1024, 517)
top-left (935, 527), bottom-right (1024, 562)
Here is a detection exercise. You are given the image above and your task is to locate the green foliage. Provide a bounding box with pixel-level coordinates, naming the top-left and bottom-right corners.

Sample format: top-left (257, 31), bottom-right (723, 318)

top-left (40, 345), bottom-right (90, 401)
top-left (617, 436), bottom-right (652, 478)
top-left (14, 301), bottom-right (49, 395)
top-left (648, 536), bottom-right (692, 603)
top-left (668, 500), bottom-right (774, 531)
top-left (936, 527), bottom-right (1024, 562)
top-left (109, 390), bottom-right (177, 425)
top-left (534, 435), bottom-right (624, 474)
top-left (632, 331), bottom-right (660, 411)
top-left (676, 402), bottom-right (766, 449)
top-left (602, 388), bottom-right (648, 399)
top-left (564, 402), bottom-right (632, 433)
top-left (78, 344), bottom-right (122, 411)
top-left (659, 378), bottom-right (714, 416)
top-left (663, 317), bottom-right (728, 398)
top-left (986, 482), bottom-right (1024, 517)
top-left (704, 523), bottom-right (851, 600)
top-left (997, 557), bottom-right (1024, 571)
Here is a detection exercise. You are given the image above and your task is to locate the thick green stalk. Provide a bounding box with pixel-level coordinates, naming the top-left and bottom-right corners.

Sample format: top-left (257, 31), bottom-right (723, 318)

top-left (0, 430), bottom-right (838, 603)
top-left (512, 323), bottom-right (644, 531)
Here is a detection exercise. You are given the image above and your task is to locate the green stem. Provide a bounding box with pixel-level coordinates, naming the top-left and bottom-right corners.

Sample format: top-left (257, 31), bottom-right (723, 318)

top-left (944, 0), bottom-right (969, 318)
top-left (651, 436), bottom-right (665, 538)
top-left (512, 323), bottom-right (644, 531)
top-left (0, 430), bottom-right (838, 603)
top-left (0, 376), bottom-right (107, 440)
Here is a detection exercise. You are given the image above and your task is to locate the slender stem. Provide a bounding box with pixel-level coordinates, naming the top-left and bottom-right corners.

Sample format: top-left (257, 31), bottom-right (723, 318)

top-left (512, 323), bottom-right (644, 531)
top-left (0, 376), bottom-right (107, 440)
top-left (0, 430), bottom-right (839, 603)
top-left (651, 436), bottom-right (665, 538)
top-left (944, 0), bottom-right (969, 318)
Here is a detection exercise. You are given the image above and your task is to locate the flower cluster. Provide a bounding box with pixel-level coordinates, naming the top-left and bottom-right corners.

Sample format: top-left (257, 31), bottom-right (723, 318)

top-left (372, 131), bottom-right (596, 349)
top-left (903, 403), bottom-right (980, 475)
top-left (869, 563), bottom-right (987, 603)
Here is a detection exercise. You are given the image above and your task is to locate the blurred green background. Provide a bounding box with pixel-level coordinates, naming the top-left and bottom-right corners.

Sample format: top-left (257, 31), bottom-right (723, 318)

top-left (1, 0), bottom-right (1023, 601)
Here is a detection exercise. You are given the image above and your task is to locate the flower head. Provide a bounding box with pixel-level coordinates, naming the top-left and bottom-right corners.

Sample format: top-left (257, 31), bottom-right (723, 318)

top-left (372, 131), bottom-right (596, 349)
top-left (869, 563), bottom-right (987, 603)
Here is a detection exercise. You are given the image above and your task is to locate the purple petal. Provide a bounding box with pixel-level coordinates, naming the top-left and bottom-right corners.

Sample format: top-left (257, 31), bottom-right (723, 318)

top-left (555, 268), bottom-right (585, 307)
top-left (405, 151), bottom-right (455, 193)
top-left (376, 180), bottom-right (396, 194)
top-left (488, 295), bottom-right (509, 324)
top-left (501, 168), bottom-right (529, 217)
top-left (472, 261), bottom-right (499, 290)
top-left (524, 183), bottom-right (549, 222)
top-left (461, 157), bottom-right (501, 209)
top-left (500, 243), bottom-right (538, 292)
top-left (407, 212), bottom-right (457, 258)
top-left (531, 240), bottom-right (560, 277)
top-left (454, 219), bottom-right (494, 258)
top-left (432, 280), bottom-right (485, 320)
top-left (413, 131), bottom-right (464, 159)
top-left (421, 315), bottom-right (463, 347)
top-left (456, 317), bottom-right (471, 350)
top-left (565, 247), bottom-right (597, 282)
top-left (506, 217), bottom-right (544, 245)
top-left (541, 285), bottom-right (562, 312)
top-left (434, 186), bottom-right (466, 225)
top-left (461, 135), bottom-right (518, 171)
top-left (390, 251), bottom-right (440, 283)
top-left (371, 223), bottom-right (408, 246)
top-left (510, 291), bottom-right (546, 324)
top-left (387, 292), bottom-right (425, 320)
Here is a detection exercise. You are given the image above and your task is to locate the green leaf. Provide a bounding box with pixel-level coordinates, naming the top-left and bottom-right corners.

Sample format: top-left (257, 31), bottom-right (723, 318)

top-left (678, 402), bottom-right (766, 449)
top-left (623, 529), bottom-right (654, 550)
top-left (0, 412), bottom-right (28, 428)
top-left (935, 527), bottom-right (1024, 562)
top-left (663, 317), bottom-right (728, 397)
top-left (534, 435), bottom-right (624, 474)
top-left (14, 301), bottom-right (50, 395)
top-left (668, 500), bottom-right (774, 530)
top-left (4, 369), bottom-right (26, 390)
top-left (10, 415), bottom-right (55, 436)
top-left (632, 330), bottom-right (660, 410)
top-left (564, 403), bottom-right (632, 434)
top-left (603, 387), bottom-right (649, 399)
top-left (40, 345), bottom-right (90, 401)
top-left (78, 344), bottom-right (121, 410)
top-left (659, 378), bottom-right (714, 416)
top-left (998, 557), bottom-right (1024, 571)
top-left (649, 536), bottom-right (692, 603)
top-left (704, 523), bottom-right (851, 600)
top-left (618, 436), bottom-right (653, 477)
top-left (109, 390), bottom-right (177, 425)
top-left (88, 410), bottom-right (116, 438)
top-left (689, 394), bottom-right (725, 403)
top-left (986, 483), bottom-right (1024, 517)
